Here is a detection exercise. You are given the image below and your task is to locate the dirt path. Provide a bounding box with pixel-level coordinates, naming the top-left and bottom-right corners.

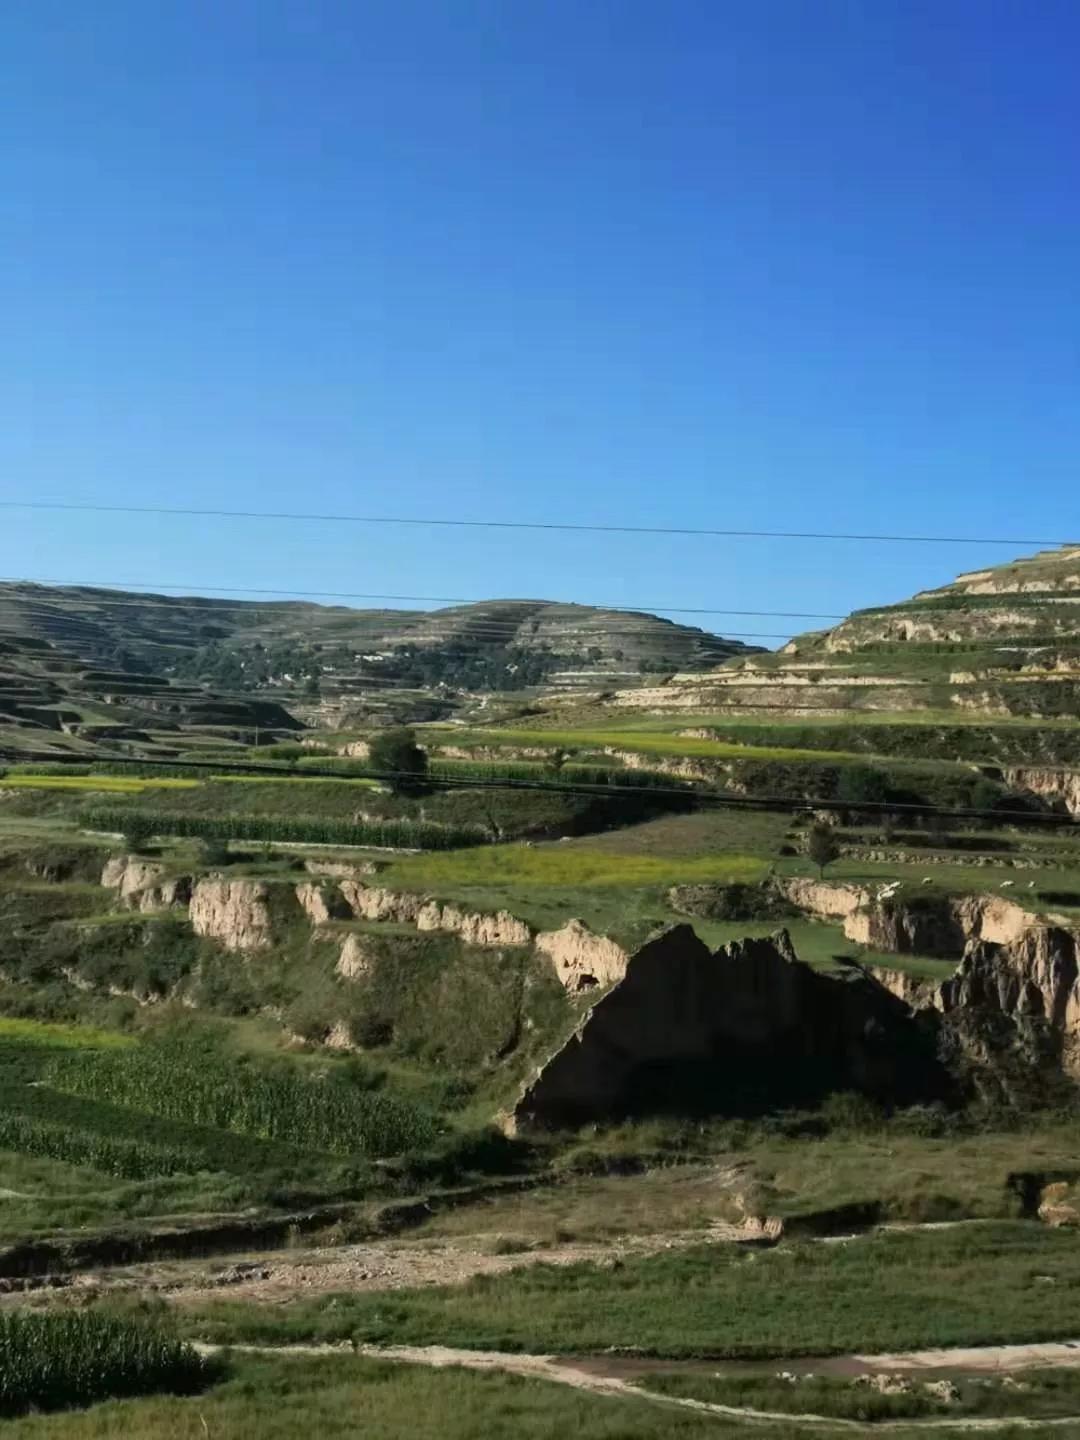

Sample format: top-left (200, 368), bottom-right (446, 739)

top-left (14, 1218), bottom-right (757, 1308)
top-left (194, 1339), bottom-right (1080, 1430)
top-left (853, 1341), bottom-right (1080, 1374)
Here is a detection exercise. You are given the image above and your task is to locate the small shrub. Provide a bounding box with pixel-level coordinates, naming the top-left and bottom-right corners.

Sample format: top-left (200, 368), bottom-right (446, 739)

top-left (198, 838), bottom-right (232, 867)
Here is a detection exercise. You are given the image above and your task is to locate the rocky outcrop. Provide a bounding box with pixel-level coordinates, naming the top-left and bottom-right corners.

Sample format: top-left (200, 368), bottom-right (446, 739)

top-left (603, 748), bottom-right (719, 782)
top-left (868, 966), bottom-right (944, 1011)
top-left (1038, 1180), bottom-right (1080, 1227)
top-left (939, 924), bottom-right (1080, 1077)
top-left (1004, 767), bottom-right (1080, 817)
top-left (295, 882), bottom-right (353, 925)
top-left (952, 894), bottom-right (1034, 946)
top-left (783, 878), bottom-right (1038, 960)
top-left (100, 855), bottom-right (191, 912)
top-left (337, 881), bottom-right (424, 925)
top-left (781, 878), bottom-right (870, 920)
top-left (845, 893), bottom-right (1035, 957)
top-left (845, 899), bottom-right (965, 955)
top-left (189, 878), bottom-right (290, 952)
top-left (335, 882), bottom-right (531, 947)
top-left (336, 933), bottom-right (378, 980)
top-left (302, 858), bottom-right (379, 880)
top-left (323, 1019), bottom-right (354, 1050)
top-left (415, 900), bottom-right (532, 947)
top-left (509, 926), bottom-right (948, 1131)
top-left (534, 919), bottom-right (629, 991)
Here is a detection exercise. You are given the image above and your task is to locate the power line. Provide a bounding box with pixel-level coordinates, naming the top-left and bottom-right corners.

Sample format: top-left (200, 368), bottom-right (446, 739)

top-left (0, 577), bottom-right (846, 622)
top-left (0, 604), bottom-right (794, 642)
top-left (1, 500), bottom-right (1075, 548)
top-left (0, 579), bottom-right (798, 640)
top-left (6, 749), bottom-right (1077, 827)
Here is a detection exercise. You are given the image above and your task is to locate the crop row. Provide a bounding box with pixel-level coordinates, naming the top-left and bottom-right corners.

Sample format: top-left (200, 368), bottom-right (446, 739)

top-left (0, 1107), bottom-right (193, 1179)
top-left (79, 807), bottom-right (488, 850)
top-left (428, 760), bottom-right (686, 790)
top-left (0, 1312), bottom-right (210, 1417)
top-left (47, 1043), bottom-right (437, 1158)
top-left (0, 1050), bottom-right (345, 1180)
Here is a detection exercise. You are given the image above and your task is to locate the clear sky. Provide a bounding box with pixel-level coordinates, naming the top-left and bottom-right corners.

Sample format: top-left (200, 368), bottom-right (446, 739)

top-left (2, 0), bottom-right (1078, 643)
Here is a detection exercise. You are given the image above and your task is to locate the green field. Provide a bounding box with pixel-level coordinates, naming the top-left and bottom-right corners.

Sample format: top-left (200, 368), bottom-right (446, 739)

top-left (187, 1221), bottom-right (1080, 1359)
top-left (0, 1311), bottom-right (210, 1420)
top-left (0, 776), bottom-right (199, 793)
top-left (426, 724), bottom-right (865, 763)
top-left (0, 1019), bottom-right (445, 1236)
top-left (0, 1352), bottom-right (745, 1440)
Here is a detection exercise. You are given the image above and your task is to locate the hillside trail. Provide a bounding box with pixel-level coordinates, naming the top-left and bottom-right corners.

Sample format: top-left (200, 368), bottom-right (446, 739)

top-left (3, 1213), bottom-right (983, 1309)
top-left (10, 1216), bottom-right (760, 1308)
top-left (193, 1338), bottom-right (1080, 1431)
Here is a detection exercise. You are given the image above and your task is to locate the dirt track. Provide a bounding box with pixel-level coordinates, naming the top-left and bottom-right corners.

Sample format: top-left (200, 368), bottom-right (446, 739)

top-left (195, 1338), bottom-right (1080, 1431)
top-left (0, 1217), bottom-right (758, 1308)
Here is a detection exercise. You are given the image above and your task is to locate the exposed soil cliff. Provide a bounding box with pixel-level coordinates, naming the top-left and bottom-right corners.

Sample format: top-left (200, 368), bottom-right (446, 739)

top-left (938, 925), bottom-right (1080, 1090)
top-left (100, 856), bottom-right (191, 912)
top-left (334, 882), bottom-right (532, 947)
top-left (846, 893), bottom-right (1036, 955)
top-left (867, 967), bottom-right (943, 1010)
top-left (509, 926), bottom-right (948, 1130)
top-left (189, 879), bottom-right (289, 952)
top-left (1003, 767), bottom-right (1080, 817)
top-left (336, 933), bottom-right (377, 980)
top-left (781, 878), bottom-right (871, 920)
top-left (782, 879), bottom-right (1038, 959)
top-left (295, 882), bottom-right (353, 925)
top-left (534, 920), bottom-right (629, 991)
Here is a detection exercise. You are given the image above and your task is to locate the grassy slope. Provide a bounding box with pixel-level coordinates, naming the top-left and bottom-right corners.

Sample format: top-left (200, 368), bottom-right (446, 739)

top-left (0, 1353), bottom-right (761, 1440)
top-left (640, 1368), bottom-right (1080, 1424)
top-left (187, 1222), bottom-right (1080, 1360)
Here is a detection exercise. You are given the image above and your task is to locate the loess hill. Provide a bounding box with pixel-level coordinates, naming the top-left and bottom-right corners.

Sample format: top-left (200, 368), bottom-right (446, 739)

top-left (0, 584), bottom-right (757, 756)
top-left (612, 545), bottom-right (1080, 718)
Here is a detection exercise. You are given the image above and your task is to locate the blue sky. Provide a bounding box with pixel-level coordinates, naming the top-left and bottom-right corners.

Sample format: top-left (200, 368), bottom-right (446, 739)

top-left (2, 0), bottom-right (1078, 643)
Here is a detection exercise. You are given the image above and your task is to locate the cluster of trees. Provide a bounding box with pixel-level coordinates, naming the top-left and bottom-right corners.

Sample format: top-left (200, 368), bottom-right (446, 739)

top-left (172, 635), bottom-right (593, 697)
top-left (357, 642), bottom-right (574, 693)
top-left (172, 638), bottom-right (331, 693)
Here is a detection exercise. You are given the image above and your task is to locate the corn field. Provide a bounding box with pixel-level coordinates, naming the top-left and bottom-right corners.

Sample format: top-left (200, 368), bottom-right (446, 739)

top-left (47, 1045), bottom-right (436, 1157)
top-left (0, 1312), bottom-right (211, 1416)
top-left (429, 759), bottom-right (686, 790)
top-left (0, 1109), bottom-right (192, 1179)
top-left (79, 807), bottom-right (488, 850)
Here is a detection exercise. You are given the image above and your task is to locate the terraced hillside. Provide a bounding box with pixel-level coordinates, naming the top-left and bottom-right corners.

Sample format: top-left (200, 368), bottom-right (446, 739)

top-left (609, 545), bottom-right (1080, 718)
top-left (0, 583), bottom-right (759, 751)
top-left (0, 628), bottom-right (300, 757)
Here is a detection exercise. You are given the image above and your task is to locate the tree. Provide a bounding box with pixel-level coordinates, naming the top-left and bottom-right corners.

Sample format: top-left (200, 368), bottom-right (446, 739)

top-left (367, 727), bottom-right (429, 794)
top-left (835, 765), bottom-right (890, 808)
top-left (806, 822), bottom-right (841, 879)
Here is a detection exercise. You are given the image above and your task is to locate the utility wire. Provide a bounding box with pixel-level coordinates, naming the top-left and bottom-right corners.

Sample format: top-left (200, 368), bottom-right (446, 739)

top-left (0, 577), bottom-right (846, 622)
top-left (1, 500), bottom-right (1075, 548)
top-left (6, 750), bottom-right (1077, 828)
